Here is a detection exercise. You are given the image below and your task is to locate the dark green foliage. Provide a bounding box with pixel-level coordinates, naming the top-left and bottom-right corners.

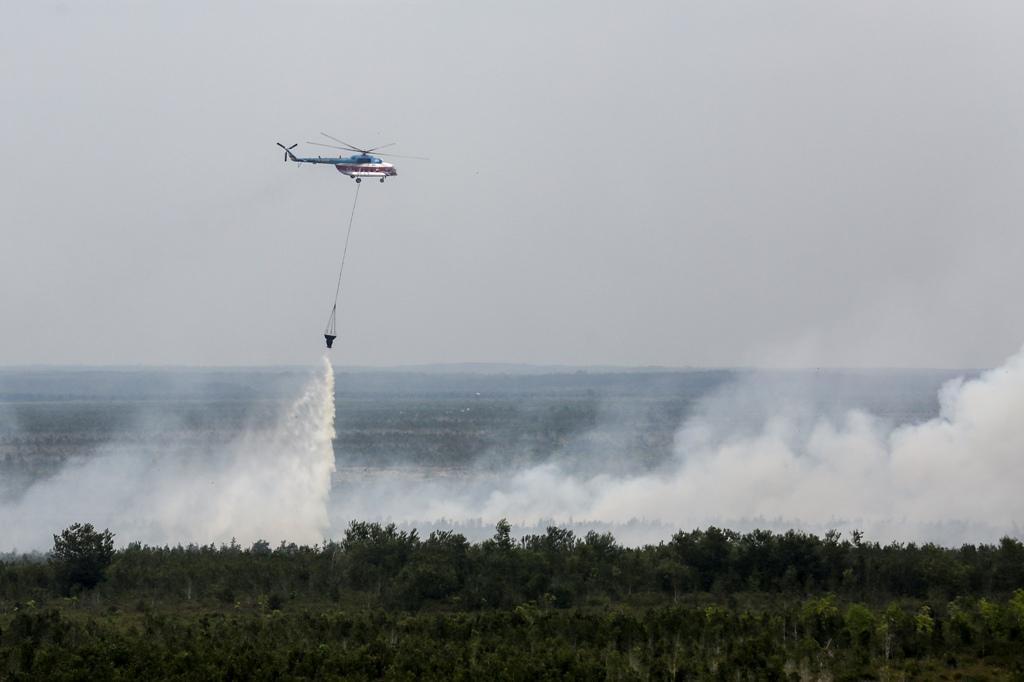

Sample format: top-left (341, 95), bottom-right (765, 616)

top-left (0, 523), bottom-right (1022, 678)
top-left (2, 524), bottom-right (1020, 610)
top-left (1, 600), bottom-right (1021, 679)
top-left (50, 523), bottom-right (115, 593)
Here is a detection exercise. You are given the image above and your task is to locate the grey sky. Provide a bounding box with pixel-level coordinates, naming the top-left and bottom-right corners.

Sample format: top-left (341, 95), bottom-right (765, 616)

top-left (3, 1), bottom-right (1024, 368)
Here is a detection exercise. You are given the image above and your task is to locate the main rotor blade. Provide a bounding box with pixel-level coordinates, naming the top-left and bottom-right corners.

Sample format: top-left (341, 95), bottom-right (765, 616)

top-left (308, 139), bottom-right (429, 160)
top-left (320, 132), bottom-right (364, 151)
top-left (364, 143), bottom-right (397, 153)
top-left (373, 151), bottom-right (430, 160)
top-left (307, 141), bottom-right (361, 152)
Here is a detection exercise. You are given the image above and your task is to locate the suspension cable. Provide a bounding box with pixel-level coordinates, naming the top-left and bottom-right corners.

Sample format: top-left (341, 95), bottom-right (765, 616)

top-left (325, 183), bottom-right (361, 335)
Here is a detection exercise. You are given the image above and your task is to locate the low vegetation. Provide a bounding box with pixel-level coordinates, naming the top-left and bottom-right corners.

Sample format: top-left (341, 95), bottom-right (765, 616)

top-left (1, 522), bottom-right (1023, 678)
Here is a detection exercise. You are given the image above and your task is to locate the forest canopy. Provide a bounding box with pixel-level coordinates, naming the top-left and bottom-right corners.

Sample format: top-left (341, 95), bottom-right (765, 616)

top-left (1, 522), bottom-right (1022, 679)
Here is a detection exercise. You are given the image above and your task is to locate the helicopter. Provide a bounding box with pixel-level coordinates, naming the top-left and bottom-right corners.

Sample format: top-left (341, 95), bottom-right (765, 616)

top-left (276, 133), bottom-right (427, 183)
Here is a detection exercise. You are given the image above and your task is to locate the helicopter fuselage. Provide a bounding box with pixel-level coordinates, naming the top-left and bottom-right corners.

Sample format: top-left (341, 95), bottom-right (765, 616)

top-left (334, 161), bottom-right (397, 180)
top-left (291, 153), bottom-right (397, 181)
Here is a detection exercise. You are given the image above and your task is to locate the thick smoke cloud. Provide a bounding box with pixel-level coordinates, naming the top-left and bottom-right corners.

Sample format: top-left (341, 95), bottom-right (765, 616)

top-left (0, 359), bottom-right (336, 552)
top-left (329, 347), bottom-right (1024, 546)
top-left (3, 348), bottom-right (1023, 552)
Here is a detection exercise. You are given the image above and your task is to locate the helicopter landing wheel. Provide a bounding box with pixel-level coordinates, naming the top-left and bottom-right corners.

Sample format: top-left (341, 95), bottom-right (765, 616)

top-left (379, 178), bottom-right (385, 183)
top-left (355, 177), bottom-right (362, 183)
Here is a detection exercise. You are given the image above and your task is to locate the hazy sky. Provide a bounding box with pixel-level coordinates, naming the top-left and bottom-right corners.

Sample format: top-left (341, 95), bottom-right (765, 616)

top-left (4, 1), bottom-right (1024, 368)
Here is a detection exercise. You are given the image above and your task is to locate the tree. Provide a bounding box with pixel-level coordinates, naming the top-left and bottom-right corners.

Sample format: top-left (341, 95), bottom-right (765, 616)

top-left (492, 518), bottom-right (514, 551)
top-left (341, 521), bottom-right (419, 594)
top-left (844, 602), bottom-right (875, 650)
top-left (51, 523), bottom-right (115, 592)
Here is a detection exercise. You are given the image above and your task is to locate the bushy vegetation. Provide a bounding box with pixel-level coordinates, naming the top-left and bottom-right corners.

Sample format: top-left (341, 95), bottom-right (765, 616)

top-left (1, 522), bottom-right (1023, 678)
top-left (50, 523), bottom-right (115, 593)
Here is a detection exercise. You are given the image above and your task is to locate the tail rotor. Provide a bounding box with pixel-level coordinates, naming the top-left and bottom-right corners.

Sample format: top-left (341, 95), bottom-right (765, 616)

top-left (276, 142), bottom-right (298, 162)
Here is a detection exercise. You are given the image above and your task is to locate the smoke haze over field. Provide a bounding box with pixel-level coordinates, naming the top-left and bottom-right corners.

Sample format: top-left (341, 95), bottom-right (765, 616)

top-left (2, 349), bottom-right (1023, 551)
top-left (0, 359), bottom-right (337, 551)
top-left (330, 347), bottom-right (1024, 546)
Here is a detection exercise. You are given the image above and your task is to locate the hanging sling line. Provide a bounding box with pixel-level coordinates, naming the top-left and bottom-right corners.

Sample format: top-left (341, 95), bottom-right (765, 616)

top-left (324, 182), bottom-right (361, 348)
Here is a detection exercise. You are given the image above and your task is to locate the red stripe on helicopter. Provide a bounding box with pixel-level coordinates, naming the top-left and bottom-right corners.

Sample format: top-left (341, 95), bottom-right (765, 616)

top-left (335, 165), bottom-right (398, 175)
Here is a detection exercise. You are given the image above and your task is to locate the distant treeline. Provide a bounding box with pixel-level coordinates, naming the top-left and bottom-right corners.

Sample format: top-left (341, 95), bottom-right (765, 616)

top-left (1, 365), bottom-right (958, 402)
top-left (2, 523), bottom-right (1023, 679)
top-left (3, 367), bottom-right (961, 476)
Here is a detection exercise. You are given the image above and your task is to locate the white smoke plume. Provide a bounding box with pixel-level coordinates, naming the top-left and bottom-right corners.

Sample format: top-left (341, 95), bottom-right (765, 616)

top-left (4, 347), bottom-right (1023, 552)
top-left (0, 357), bottom-right (336, 551)
top-left (329, 347), bottom-right (1024, 546)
